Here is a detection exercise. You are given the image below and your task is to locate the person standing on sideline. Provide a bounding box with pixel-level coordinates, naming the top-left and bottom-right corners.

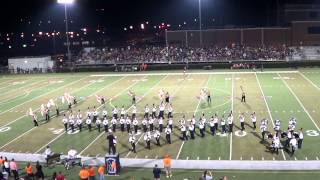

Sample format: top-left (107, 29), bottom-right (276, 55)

top-left (9, 159), bottom-right (18, 180)
top-left (35, 161), bottom-right (44, 180)
top-left (163, 155), bottom-right (172, 178)
top-left (298, 128), bottom-right (304, 149)
top-left (56, 171), bottom-right (65, 180)
top-left (153, 164), bottom-right (161, 180)
top-left (98, 165), bottom-right (105, 180)
top-left (201, 170), bottom-right (213, 180)
top-left (25, 163), bottom-right (34, 180)
top-left (88, 166), bottom-right (96, 180)
top-left (79, 166), bottom-right (90, 180)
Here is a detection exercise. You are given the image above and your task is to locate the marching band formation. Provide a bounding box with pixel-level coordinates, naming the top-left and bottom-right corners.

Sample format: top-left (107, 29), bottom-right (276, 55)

top-left (29, 87), bottom-right (304, 156)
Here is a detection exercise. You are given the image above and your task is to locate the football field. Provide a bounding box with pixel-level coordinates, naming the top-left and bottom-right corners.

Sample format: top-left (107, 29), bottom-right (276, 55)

top-left (0, 68), bottom-right (320, 163)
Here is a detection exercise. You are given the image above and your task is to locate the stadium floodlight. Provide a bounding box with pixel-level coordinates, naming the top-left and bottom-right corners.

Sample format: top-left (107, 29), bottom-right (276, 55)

top-left (198, 0), bottom-right (202, 46)
top-left (57, 0), bottom-right (75, 61)
top-left (57, 0), bottom-right (74, 4)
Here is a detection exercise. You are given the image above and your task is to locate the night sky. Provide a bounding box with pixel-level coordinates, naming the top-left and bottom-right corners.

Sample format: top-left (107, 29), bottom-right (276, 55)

top-left (0, 0), bottom-right (318, 33)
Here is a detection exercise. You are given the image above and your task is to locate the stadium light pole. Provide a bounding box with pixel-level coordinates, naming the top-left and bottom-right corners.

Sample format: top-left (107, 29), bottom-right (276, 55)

top-left (57, 0), bottom-right (74, 61)
top-left (198, 0), bottom-right (202, 46)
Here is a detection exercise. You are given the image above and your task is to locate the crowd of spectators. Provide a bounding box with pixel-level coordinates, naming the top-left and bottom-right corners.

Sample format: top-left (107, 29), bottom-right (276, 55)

top-left (76, 44), bottom-right (294, 64)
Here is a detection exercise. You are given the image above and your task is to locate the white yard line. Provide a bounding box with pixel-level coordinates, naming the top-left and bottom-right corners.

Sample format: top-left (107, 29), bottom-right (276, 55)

top-left (78, 132), bottom-right (105, 155)
top-left (176, 75), bottom-right (211, 160)
top-left (0, 76), bottom-right (89, 128)
top-left (229, 74), bottom-right (234, 160)
top-left (90, 70), bottom-right (299, 77)
top-left (0, 127), bottom-right (37, 150)
top-left (34, 132), bottom-right (66, 153)
top-left (278, 73), bottom-right (320, 131)
top-left (254, 73), bottom-right (286, 160)
top-left (299, 72), bottom-right (320, 91)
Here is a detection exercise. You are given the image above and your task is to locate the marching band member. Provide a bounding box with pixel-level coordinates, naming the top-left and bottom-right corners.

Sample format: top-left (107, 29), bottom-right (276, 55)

top-left (33, 114), bottom-right (39, 127)
top-left (165, 125), bottom-right (172, 144)
top-left (149, 117), bottom-right (154, 131)
top-left (152, 104), bottom-right (157, 118)
top-left (45, 108), bottom-right (50, 121)
top-left (260, 119), bottom-right (267, 141)
top-left (86, 107), bottom-right (91, 119)
top-left (298, 128), bottom-right (304, 149)
top-left (191, 115), bottom-right (196, 133)
top-left (86, 116), bottom-right (92, 131)
top-left (144, 131), bottom-right (152, 150)
top-left (272, 133), bottom-right (280, 154)
top-left (142, 118), bottom-right (148, 132)
top-left (213, 114), bottom-right (219, 131)
top-left (144, 104), bottom-right (150, 118)
top-left (167, 104), bottom-right (173, 118)
top-left (221, 116), bottom-right (226, 134)
top-left (62, 114), bottom-right (68, 132)
top-left (199, 119), bottom-right (205, 137)
top-left (165, 92), bottom-right (170, 104)
top-left (290, 137), bottom-right (298, 155)
top-left (180, 124), bottom-right (188, 141)
top-left (154, 129), bottom-right (161, 146)
top-left (179, 115), bottom-right (186, 127)
top-left (131, 105), bottom-right (137, 120)
top-left (102, 109), bottom-right (108, 119)
top-left (120, 106), bottom-right (126, 118)
top-left (129, 134), bottom-right (136, 153)
top-left (159, 117), bottom-right (164, 133)
top-left (112, 106), bottom-right (118, 119)
top-left (133, 118), bottom-right (139, 134)
top-left (120, 116), bottom-right (125, 132)
top-left (227, 112), bottom-right (233, 133)
top-left (201, 113), bottom-right (206, 131)
top-left (103, 117), bottom-right (109, 132)
top-left (92, 107), bottom-right (98, 123)
top-left (168, 118), bottom-right (173, 130)
top-left (158, 103), bottom-right (165, 119)
top-left (239, 113), bottom-right (245, 131)
top-left (77, 110), bottom-right (83, 132)
top-left (126, 115), bottom-right (131, 133)
top-left (111, 117), bottom-right (117, 132)
top-left (188, 122), bottom-right (195, 139)
top-left (207, 90), bottom-right (211, 104)
top-left (209, 116), bottom-right (215, 136)
top-left (285, 128), bottom-right (293, 148)
top-left (251, 112), bottom-right (257, 130)
top-left (69, 112), bottom-right (75, 132)
top-left (274, 119), bottom-right (281, 134)
top-left (96, 117), bottom-right (101, 132)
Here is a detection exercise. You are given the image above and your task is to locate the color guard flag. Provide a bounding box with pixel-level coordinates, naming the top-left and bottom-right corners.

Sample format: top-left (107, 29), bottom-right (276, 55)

top-left (95, 94), bottom-right (102, 104)
top-left (27, 108), bottom-right (34, 116)
top-left (49, 99), bottom-right (55, 106)
top-left (61, 96), bottom-right (65, 104)
top-left (128, 90), bottom-right (134, 97)
top-left (40, 104), bottom-right (45, 116)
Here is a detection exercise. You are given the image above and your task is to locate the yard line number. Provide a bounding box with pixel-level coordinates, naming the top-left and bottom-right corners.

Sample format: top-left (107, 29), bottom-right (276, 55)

top-left (0, 127), bottom-right (11, 133)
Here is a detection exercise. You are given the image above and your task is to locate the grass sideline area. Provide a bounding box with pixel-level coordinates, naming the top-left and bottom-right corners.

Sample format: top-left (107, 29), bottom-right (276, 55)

top-left (0, 68), bottom-right (320, 173)
top-left (11, 162), bottom-right (320, 180)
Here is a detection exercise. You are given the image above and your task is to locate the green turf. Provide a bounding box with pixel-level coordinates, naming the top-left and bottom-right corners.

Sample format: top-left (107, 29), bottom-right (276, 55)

top-left (1, 69), bottom-right (320, 163)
